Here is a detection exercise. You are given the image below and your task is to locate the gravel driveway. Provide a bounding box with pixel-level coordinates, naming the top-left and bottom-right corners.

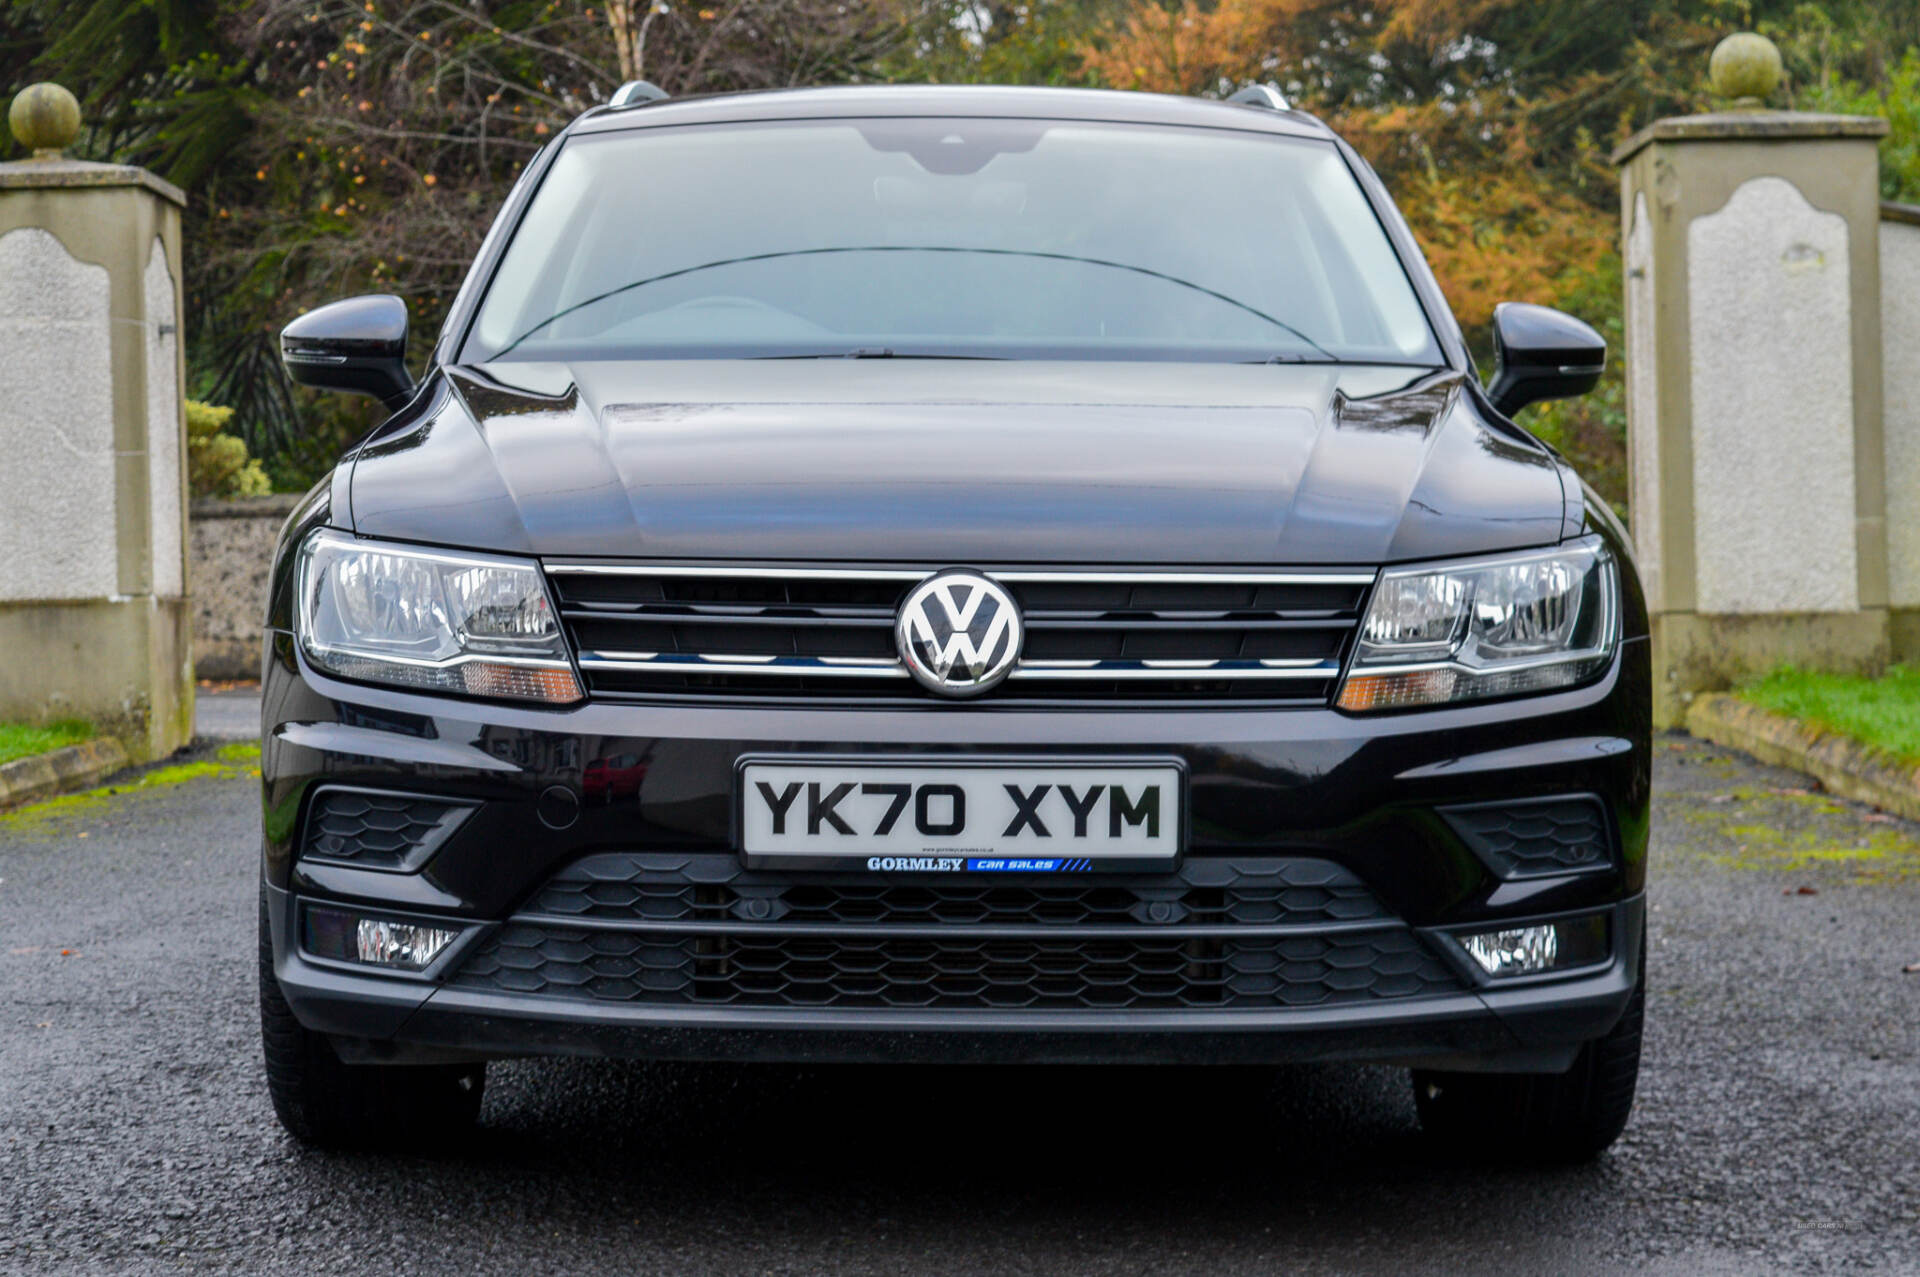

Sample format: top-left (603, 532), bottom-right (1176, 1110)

top-left (3, 735), bottom-right (1916, 1274)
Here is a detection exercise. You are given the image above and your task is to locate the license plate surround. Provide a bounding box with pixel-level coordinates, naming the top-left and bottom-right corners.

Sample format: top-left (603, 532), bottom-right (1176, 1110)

top-left (733, 754), bottom-right (1188, 873)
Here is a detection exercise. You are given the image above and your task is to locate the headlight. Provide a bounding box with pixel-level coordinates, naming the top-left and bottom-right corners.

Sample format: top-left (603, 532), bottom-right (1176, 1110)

top-left (1337, 539), bottom-right (1617, 712)
top-left (295, 529), bottom-right (582, 704)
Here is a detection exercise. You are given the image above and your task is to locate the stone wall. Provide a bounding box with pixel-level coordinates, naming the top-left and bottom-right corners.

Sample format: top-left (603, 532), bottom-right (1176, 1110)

top-left (0, 149), bottom-right (194, 759)
top-left (1882, 202), bottom-right (1920, 656)
top-left (1615, 109), bottom-right (1891, 726)
top-left (189, 494), bottom-right (299, 680)
top-left (0, 227), bottom-right (116, 600)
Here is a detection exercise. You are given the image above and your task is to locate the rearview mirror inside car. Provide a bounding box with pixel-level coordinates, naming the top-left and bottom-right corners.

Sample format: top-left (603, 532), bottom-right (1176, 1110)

top-left (1487, 302), bottom-right (1606, 418)
top-left (280, 294), bottom-right (416, 410)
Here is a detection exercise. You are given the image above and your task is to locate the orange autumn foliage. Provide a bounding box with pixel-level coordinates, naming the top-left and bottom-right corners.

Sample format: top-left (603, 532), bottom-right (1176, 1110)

top-left (1392, 170), bottom-right (1606, 343)
top-left (1080, 0), bottom-right (1615, 338)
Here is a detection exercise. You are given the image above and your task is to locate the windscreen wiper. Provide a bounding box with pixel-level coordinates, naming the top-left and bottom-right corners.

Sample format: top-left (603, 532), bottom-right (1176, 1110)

top-left (756, 348), bottom-right (1007, 360)
top-left (495, 246), bottom-right (1335, 361)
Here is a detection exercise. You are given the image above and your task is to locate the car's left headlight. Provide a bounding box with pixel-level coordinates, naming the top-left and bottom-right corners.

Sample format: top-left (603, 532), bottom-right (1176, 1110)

top-left (1336, 538), bottom-right (1618, 712)
top-left (295, 528), bottom-right (582, 704)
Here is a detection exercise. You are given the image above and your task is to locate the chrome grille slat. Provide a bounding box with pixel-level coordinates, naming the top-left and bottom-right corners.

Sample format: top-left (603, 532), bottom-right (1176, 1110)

top-left (566, 611), bottom-right (1353, 630)
top-left (546, 563), bottom-right (1375, 585)
top-left (561, 610), bottom-right (897, 628)
top-left (547, 563), bottom-right (929, 581)
top-left (1009, 660), bottom-right (1338, 679)
top-left (546, 564), bottom-right (1374, 704)
top-left (578, 655), bottom-right (913, 678)
top-left (1011, 617), bottom-right (1357, 630)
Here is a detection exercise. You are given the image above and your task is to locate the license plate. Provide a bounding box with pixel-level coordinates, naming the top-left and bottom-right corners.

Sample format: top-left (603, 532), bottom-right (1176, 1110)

top-left (737, 758), bottom-right (1184, 871)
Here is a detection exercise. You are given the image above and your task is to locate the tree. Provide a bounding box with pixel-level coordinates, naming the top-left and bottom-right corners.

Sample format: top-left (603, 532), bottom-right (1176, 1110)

top-left (9, 0), bottom-right (1920, 503)
top-left (186, 399), bottom-right (272, 498)
top-left (0, 0), bottom-right (252, 185)
top-left (4, 0), bottom-right (903, 480)
top-left (882, 0), bottom-right (1126, 85)
top-left (1072, 0), bottom-right (1920, 508)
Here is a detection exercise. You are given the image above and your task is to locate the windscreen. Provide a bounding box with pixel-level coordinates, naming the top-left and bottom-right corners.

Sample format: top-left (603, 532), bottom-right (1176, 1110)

top-left (464, 118), bottom-right (1445, 366)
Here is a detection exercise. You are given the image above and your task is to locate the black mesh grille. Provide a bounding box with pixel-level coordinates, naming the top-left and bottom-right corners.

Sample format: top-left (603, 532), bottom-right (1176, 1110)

top-left (301, 789), bottom-right (472, 870)
top-left (547, 568), bottom-right (1367, 705)
top-left (450, 925), bottom-right (1459, 1010)
top-left (448, 855), bottom-right (1463, 1012)
top-left (523, 853), bottom-right (1389, 928)
top-left (1442, 796), bottom-right (1613, 879)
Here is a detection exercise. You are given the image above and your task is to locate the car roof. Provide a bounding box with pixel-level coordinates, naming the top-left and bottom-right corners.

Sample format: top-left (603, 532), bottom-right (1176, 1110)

top-left (570, 84), bottom-right (1337, 142)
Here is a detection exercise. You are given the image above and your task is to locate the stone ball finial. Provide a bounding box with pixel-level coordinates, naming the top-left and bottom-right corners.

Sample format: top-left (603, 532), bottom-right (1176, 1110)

top-left (1709, 32), bottom-right (1783, 110)
top-left (8, 82), bottom-right (82, 158)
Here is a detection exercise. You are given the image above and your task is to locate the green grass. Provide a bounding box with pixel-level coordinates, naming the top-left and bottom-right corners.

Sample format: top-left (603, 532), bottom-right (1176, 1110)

top-left (1738, 665), bottom-right (1920, 765)
top-left (0, 718), bottom-right (94, 767)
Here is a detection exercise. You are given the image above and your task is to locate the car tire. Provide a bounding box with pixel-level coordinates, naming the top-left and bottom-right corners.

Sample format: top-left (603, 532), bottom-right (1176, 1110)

top-left (1411, 954), bottom-right (1644, 1164)
top-left (258, 887), bottom-right (484, 1148)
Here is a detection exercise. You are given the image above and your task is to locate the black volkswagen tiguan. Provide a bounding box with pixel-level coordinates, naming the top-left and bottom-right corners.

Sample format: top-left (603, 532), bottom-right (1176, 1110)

top-left (259, 83), bottom-right (1649, 1160)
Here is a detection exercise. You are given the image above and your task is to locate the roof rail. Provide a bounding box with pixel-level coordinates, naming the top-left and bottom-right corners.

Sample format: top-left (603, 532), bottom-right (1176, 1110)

top-left (609, 80), bottom-right (670, 108)
top-left (1226, 84), bottom-right (1290, 112)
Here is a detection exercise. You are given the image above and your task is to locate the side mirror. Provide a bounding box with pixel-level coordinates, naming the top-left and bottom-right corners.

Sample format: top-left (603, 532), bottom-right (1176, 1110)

top-left (280, 294), bottom-right (416, 410)
top-left (1487, 302), bottom-right (1605, 417)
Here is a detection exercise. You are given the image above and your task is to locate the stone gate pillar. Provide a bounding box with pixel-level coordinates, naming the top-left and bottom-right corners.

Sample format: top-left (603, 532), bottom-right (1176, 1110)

top-left (1615, 35), bottom-right (1891, 727)
top-left (0, 84), bottom-right (192, 760)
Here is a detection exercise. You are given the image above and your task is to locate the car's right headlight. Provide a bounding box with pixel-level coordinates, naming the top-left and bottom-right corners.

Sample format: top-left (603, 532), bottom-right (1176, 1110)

top-left (295, 528), bottom-right (582, 704)
top-left (1336, 539), bottom-right (1618, 712)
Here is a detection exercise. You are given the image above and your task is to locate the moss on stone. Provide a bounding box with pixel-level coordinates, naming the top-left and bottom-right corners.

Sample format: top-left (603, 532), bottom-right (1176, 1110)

top-left (0, 746), bottom-right (259, 828)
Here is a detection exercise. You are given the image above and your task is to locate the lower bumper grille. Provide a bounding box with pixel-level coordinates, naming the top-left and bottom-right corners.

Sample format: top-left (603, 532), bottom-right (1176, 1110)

top-left (451, 926), bottom-right (1458, 1010)
top-left (523, 853), bottom-right (1391, 928)
top-left (448, 856), bottom-right (1465, 1012)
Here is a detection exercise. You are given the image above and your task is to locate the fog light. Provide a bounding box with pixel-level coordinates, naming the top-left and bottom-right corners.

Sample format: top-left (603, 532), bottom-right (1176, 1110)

top-left (1460, 914), bottom-right (1608, 977)
top-left (303, 905), bottom-right (461, 972)
top-left (1463, 925), bottom-right (1556, 975)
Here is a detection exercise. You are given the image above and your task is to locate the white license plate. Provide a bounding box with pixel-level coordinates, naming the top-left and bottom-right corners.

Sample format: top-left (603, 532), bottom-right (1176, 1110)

top-left (738, 759), bottom-right (1184, 870)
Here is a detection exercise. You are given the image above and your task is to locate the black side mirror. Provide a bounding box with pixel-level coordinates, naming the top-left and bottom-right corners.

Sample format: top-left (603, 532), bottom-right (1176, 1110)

top-left (1486, 302), bottom-right (1606, 417)
top-left (280, 294), bottom-right (416, 410)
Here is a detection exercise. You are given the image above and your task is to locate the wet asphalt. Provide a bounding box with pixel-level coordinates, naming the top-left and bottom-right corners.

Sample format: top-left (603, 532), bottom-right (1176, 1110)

top-left (2, 733), bottom-right (1918, 1274)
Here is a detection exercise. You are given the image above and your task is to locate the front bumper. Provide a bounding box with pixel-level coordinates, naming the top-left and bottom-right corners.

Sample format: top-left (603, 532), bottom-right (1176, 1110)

top-left (260, 630), bottom-right (1651, 1069)
top-left (269, 882), bottom-right (1642, 1070)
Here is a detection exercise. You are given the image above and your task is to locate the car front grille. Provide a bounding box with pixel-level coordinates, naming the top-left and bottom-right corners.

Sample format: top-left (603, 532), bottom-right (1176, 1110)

top-left (447, 855), bottom-right (1465, 1012)
top-left (543, 564), bottom-right (1373, 705)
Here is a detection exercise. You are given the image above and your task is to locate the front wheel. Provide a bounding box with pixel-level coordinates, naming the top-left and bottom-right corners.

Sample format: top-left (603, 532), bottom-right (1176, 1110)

top-left (258, 888), bottom-right (484, 1148)
top-left (1412, 959), bottom-right (1644, 1163)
